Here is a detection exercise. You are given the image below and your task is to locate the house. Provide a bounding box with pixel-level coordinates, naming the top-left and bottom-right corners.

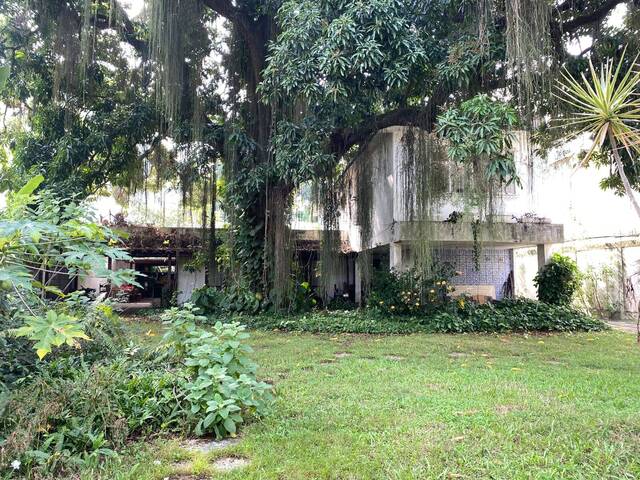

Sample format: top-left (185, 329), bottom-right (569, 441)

top-left (337, 126), bottom-right (563, 303)
top-left (86, 127), bottom-right (640, 311)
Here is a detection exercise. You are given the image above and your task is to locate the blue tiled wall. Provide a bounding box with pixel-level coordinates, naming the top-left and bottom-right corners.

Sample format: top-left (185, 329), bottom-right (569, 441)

top-left (434, 247), bottom-right (513, 299)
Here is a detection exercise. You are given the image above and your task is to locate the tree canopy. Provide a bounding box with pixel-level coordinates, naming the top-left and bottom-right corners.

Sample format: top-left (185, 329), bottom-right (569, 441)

top-left (0, 0), bottom-right (638, 306)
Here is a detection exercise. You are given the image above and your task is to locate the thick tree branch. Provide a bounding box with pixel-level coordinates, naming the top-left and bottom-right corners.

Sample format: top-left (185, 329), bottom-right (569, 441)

top-left (202, 0), bottom-right (243, 22)
top-left (95, 13), bottom-right (146, 55)
top-left (557, 0), bottom-right (628, 32)
top-left (332, 75), bottom-right (506, 158)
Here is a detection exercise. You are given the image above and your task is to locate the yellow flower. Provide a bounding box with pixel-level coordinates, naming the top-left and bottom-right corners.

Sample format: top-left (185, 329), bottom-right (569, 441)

top-left (415, 302), bottom-right (420, 307)
top-left (429, 289), bottom-right (435, 293)
top-left (390, 305), bottom-right (395, 310)
top-left (379, 300), bottom-right (384, 305)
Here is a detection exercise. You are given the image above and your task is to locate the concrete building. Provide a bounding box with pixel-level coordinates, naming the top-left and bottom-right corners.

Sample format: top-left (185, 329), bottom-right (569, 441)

top-left (88, 126), bottom-right (638, 316)
top-left (339, 127), bottom-right (563, 303)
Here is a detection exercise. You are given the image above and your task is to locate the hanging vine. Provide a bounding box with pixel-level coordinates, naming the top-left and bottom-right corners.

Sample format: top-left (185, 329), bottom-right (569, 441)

top-left (504, 0), bottom-right (553, 118)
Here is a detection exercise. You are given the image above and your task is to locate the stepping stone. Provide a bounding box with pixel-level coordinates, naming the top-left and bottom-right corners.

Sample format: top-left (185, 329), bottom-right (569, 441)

top-left (213, 456), bottom-right (250, 472)
top-left (182, 438), bottom-right (240, 453)
top-left (448, 352), bottom-right (468, 358)
top-left (334, 352), bottom-right (352, 358)
top-left (384, 355), bottom-right (405, 361)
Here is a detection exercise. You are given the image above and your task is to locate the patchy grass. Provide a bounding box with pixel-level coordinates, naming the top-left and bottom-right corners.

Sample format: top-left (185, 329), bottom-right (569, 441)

top-left (84, 320), bottom-right (640, 479)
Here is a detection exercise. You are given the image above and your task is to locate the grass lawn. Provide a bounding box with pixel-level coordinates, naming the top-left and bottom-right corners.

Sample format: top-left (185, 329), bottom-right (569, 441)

top-left (91, 322), bottom-right (640, 480)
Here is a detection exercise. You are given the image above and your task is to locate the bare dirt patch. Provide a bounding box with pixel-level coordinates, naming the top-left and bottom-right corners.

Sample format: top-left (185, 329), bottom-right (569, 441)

top-left (384, 354), bottom-right (405, 361)
top-left (495, 404), bottom-right (522, 415)
top-left (448, 352), bottom-right (468, 358)
top-left (213, 456), bottom-right (250, 472)
top-left (334, 351), bottom-right (353, 359)
top-left (182, 437), bottom-right (240, 453)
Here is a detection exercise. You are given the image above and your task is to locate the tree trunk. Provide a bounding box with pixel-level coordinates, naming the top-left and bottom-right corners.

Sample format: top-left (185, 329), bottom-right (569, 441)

top-left (608, 132), bottom-right (640, 221)
top-left (264, 183), bottom-right (293, 309)
top-left (207, 167), bottom-right (217, 287)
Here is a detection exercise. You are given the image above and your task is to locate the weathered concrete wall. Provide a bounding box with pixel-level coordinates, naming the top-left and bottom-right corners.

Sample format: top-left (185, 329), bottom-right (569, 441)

top-left (514, 238), bottom-right (640, 316)
top-left (342, 127), bottom-right (563, 252)
top-left (176, 256), bottom-right (206, 305)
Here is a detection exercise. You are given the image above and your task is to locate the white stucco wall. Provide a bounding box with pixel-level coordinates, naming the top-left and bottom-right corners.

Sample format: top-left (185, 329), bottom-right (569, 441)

top-left (342, 127), bottom-right (559, 252)
top-left (176, 256), bottom-right (206, 304)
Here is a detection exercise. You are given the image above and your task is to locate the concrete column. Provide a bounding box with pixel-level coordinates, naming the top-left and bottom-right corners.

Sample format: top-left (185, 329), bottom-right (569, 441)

top-left (536, 244), bottom-right (551, 271)
top-left (390, 242), bottom-right (403, 272)
top-left (354, 257), bottom-right (363, 305)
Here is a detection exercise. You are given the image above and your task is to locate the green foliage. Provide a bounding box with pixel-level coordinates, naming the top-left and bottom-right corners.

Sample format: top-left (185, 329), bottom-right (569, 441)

top-left (367, 266), bottom-right (457, 315)
top-left (0, 0), bottom-right (159, 197)
top-left (437, 94), bottom-right (520, 186)
top-left (578, 263), bottom-right (624, 319)
top-left (326, 295), bottom-right (357, 311)
top-left (12, 311), bottom-right (89, 360)
top-left (555, 48), bottom-right (640, 217)
top-left (0, 177), bottom-right (138, 359)
top-left (0, 292), bottom-right (125, 387)
top-left (192, 284), bottom-right (265, 315)
top-left (290, 281), bottom-right (317, 313)
top-left (436, 298), bottom-right (604, 333)
top-left (0, 357), bottom-right (191, 475)
top-left (241, 298), bottom-right (606, 334)
top-left (1, 305), bottom-right (273, 476)
top-left (160, 305), bottom-right (274, 438)
top-left (534, 253), bottom-right (582, 306)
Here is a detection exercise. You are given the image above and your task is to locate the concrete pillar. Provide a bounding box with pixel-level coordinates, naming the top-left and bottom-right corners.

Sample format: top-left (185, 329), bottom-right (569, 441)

top-left (390, 242), bottom-right (403, 272)
top-left (355, 257), bottom-right (362, 305)
top-left (536, 244), bottom-right (551, 271)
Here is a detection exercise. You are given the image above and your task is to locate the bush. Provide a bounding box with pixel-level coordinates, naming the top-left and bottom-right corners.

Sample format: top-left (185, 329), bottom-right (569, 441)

top-left (192, 283), bottom-right (265, 315)
top-left (160, 304), bottom-right (274, 438)
top-left (326, 295), bottom-right (357, 311)
top-left (0, 305), bottom-right (273, 477)
top-left (192, 281), bottom-right (317, 315)
top-left (367, 265), bottom-right (457, 315)
top-left (241, 298), bottom-right (607, 335)
top-left (1, 293), bottom-right (125, 387)
top-left (534, 253), bottom-right (582, 305)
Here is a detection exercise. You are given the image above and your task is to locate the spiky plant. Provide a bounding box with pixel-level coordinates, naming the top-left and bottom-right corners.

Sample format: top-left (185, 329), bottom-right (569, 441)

top-left (555, 49), bottom-right (640, 219)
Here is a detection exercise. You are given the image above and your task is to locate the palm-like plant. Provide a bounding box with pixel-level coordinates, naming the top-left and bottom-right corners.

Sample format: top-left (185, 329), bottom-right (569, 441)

top-left (555, 48), bottom-right (640, 219)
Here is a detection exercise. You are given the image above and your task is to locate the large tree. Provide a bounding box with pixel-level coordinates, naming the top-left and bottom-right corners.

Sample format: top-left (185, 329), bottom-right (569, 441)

top-left (1, 0), bottom-right (637, 306)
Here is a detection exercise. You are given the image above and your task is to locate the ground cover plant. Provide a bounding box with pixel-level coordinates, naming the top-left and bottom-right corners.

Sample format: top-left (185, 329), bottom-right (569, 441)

top-left (62, 319), bottom-right (640, 479)
top-left (0, 305), bottom-right (273, 478)
top-left (228, 298), bottom-right (606, 335)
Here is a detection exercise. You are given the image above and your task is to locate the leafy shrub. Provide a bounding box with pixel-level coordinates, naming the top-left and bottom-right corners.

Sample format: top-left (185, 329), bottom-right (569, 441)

top-left (0, 305), bottom-right (273, 477)
top-left (1, 293), bottom-right (125, 387)
top-left (161, 304), bottom-right (274, 438)
top-left (367, 265), bottom-right (457, 314)
top-left (192, 283), bottom-right (265, 315)
top-left (454, 298), bottom-right (605, 333)
top-left (289, 281), bottom-right (318, 313)
top-left (0, 176), bottom-right (138, 362)
top-left (534, 253), bottom-right (582, 305)
top-left (326, 295), bottom-right (357, 311)
top-left (242, 298), bottom-right (606, 334)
